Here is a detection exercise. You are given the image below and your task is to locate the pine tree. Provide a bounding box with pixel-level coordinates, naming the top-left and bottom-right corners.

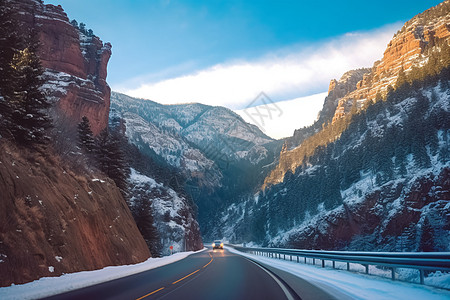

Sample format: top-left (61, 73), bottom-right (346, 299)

top-left (95, 128), bottom-right (130, 195)
top-left (0, 1), bottom-right (21, 136)
top-left (9, 32), bottom-right (52, 146)
top-left (395, 66), bottom-right (408, 90)
top-left (77, 116), bottom-right (95, 153)
top-left (132, 195), bottom-right (161, 257)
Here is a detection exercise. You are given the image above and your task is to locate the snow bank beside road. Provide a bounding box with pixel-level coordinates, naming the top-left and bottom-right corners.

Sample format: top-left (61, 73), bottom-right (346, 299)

top-left (227, 247), bottom-right (450, 300)
top-left (0, 249), bottom-right (206, 300)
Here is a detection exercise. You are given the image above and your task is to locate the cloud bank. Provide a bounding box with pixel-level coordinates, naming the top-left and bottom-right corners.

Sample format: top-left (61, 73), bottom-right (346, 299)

top-left (235, 92), bottom-right (328, 139)
top-left (118, 23), bottom-right (400, 109)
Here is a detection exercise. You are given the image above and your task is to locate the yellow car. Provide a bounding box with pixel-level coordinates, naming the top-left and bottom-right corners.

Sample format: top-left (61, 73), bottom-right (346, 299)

top-left (212, 240), bottom-right (223, 249)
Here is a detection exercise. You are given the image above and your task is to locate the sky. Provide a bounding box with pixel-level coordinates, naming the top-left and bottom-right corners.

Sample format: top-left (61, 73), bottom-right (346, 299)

top-left (44, 0), bottom-right (443, 137)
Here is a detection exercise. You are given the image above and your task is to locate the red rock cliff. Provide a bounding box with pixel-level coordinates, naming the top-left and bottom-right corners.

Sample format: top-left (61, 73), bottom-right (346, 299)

top-left (0, 142), bottom-right (151, 287)
top-left (9, 0), bottom-right (111, 135)
top-left (332, 0), bottom-right (450, 122)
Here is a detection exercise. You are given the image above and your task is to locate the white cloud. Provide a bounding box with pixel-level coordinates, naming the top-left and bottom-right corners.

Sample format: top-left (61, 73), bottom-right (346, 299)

top-left (118, 23), bottom-right (400, 109)
top-left (235, 92), bottom-right (327, 139)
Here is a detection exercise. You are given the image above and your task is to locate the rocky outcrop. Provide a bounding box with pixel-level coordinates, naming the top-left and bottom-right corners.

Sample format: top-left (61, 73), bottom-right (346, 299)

top-left (0, 142), bottom-right (150, 287)
top-left (284, 168), bottom-right (450, 251)
top-left (286, 68), bottom-right (370, 151)
top-left (320, 68), bottom-right (371, 126)
top-left (129, 169), bottom-right (203, 256)
top-left (332, 0), bottom-right (450, 122)
top-left (9, 0), bottom-right (111, 135)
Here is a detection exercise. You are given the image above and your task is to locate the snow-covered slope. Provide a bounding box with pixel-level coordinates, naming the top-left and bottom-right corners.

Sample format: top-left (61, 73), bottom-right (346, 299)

top-left (216, 75), bottom-right (450, 251)
top-left (123, 111), bottom-right (221, 188)
top-left (111, 92), bottom-right (274, 166)
top-left (128, 169), bottom-right (203, 256)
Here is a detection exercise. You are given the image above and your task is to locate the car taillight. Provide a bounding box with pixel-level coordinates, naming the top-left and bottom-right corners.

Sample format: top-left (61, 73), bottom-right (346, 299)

top-left (220, 243), bottom-right (223, 247)
top-left (212, 243), bottom-right (215, 247)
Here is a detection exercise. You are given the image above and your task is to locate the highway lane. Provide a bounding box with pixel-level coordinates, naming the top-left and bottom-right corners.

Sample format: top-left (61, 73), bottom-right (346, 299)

top-left (46, 248), bottom-right (335, 300)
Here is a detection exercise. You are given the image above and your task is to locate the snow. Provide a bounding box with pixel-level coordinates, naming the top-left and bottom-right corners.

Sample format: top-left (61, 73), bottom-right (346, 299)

top-left (129, 168), bottom-right (159, 188)
top-left (0, 249), bottom-right (206, 300)
top-left (227, 247), bottom-right (450, 300)
top-left (91, 178), bottom-right (105, 183)
top-left (128, 169), bottom-right (200, 255)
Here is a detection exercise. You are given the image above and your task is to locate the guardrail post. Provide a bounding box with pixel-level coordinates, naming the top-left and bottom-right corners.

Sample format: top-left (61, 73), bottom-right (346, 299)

top-left (419, 270), bottom-right (424, 284)
top-left (284, 254), bottom-right (286, 260)
top-left (304, 257), bottom-right (306, 264)
top-left (332, 261), bottom-right (335, 269)
top-left (290, 255), bottom-right (292, 261)
top-left (313, 258), bottom-right (315, 265)
top-left (391, 268), bottom-right (396, 280)
top-left (297, 256), bottom-right (299, 263)
top-left (322, 260), bottom-right (325, 268)
top-left (365, 265), bottom-right (369, 274)
top-left (347, 262), bottom-right (350, 271)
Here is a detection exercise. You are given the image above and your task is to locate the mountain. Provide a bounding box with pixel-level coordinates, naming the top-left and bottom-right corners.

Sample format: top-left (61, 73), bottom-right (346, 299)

top-left (110, 92), bottom-right (283, 238)
top-left (215, 0), bottom-right (450, 251)
top-left (111, 93), bottom-right (222, 190)
top-left (0, 0), bottom-right (152, 286)
top-left (264, 0), bottom-right (450, 188)
top-left (331, 0), bottom-right (450, 123)
top-left (10, 0), bottom-right (112, 135)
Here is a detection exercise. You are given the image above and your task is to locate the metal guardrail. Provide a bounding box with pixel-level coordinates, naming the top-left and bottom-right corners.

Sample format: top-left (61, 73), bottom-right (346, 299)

top-left (229, 245), bottom-right (450, 285)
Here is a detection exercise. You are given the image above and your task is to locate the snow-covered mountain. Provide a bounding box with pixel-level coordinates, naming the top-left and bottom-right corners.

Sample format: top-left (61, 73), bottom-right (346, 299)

top-left (216, 71), bottom-right (450, 251)
top-left (213, 1), bottom-right (450, 251)
top-left (111, 92), bottom-right (274, 165)
top-left (110, 92), bottom-right (283, 238)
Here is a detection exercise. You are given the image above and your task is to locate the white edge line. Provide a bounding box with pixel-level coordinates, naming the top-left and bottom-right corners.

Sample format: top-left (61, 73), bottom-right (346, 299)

top-left (243, 257), bottom-right (296, 300)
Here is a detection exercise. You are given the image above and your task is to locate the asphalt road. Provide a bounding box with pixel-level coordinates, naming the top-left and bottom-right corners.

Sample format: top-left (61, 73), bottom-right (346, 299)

top-left (45, 248), bottom-right (338, 300)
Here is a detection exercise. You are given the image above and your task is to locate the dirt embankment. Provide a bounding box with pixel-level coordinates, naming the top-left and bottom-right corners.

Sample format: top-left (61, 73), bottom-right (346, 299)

top-left (0, 142), bottom-right (150, 287)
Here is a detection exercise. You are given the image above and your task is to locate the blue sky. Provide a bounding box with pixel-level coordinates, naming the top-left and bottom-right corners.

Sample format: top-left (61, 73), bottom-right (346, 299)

top-left (45, 0), bottom-right (442, 109)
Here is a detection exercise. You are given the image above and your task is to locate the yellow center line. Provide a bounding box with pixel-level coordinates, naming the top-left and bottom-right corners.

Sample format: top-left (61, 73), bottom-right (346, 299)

top-left (136, 287), bottom-right (165, 300)
top-left (172, 269), bottom-right (200, 285)
top-left (202, 252), bottom-right (214, 268)
top-left (136, 252), bottom-right (213, 299)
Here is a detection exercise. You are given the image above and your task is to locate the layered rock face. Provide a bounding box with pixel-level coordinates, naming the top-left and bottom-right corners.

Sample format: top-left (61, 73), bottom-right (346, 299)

top-left (10, 0), bottom-right (111, 135)
top-left (320, 68), bottom-right (371, 127)
top-left (285, 68), bottom-right (370, 151)
top-left (264, 1), bottom-right (450, 189)
top-left (332, 0), bottom-right (450, 122)
top-left (0, 142), bottom-right (150, 287)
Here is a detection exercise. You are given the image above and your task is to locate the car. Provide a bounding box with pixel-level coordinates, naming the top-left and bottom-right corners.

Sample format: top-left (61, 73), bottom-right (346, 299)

top-left (212, 240), bottom-right (223, 249)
